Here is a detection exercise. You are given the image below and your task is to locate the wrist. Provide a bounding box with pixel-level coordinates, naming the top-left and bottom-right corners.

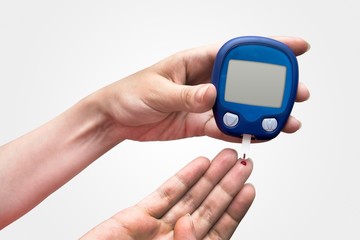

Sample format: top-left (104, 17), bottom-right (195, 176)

top-left (77, 90), bottom-right (125, 149)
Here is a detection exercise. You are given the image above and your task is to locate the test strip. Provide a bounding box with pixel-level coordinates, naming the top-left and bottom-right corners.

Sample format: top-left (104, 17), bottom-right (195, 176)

top-left (241, 134), bottom-right (251, 159)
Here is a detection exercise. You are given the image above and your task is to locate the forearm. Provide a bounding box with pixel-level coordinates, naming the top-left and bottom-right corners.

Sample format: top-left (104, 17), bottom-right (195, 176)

top-left (0, 92), bottom-right (123, 229)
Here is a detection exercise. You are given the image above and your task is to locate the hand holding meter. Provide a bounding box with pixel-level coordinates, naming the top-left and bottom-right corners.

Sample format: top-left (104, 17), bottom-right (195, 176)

top-left (212, 36), bottom-right (299, 157)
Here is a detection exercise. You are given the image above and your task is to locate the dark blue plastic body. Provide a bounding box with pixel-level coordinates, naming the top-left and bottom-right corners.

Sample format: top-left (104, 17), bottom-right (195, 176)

top-left (212, 36), bottom-right (299, 140)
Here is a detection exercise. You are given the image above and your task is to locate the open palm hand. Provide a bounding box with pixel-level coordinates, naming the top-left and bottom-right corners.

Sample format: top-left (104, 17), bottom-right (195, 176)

top-left (81, 149), bottom-right (254, 239)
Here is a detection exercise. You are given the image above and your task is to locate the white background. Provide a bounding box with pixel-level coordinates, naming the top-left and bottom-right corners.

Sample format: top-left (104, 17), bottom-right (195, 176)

top-left (0, 0), bottom-right (359, 239)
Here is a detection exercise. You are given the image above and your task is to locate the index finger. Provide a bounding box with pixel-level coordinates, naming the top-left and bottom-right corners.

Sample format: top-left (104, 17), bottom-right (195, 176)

top-left (271, 36), bottom-right (311, 56)
top-left (156, 36), bottom-right (310, 86)
top-left (186, 36), bottom-right (309, 84)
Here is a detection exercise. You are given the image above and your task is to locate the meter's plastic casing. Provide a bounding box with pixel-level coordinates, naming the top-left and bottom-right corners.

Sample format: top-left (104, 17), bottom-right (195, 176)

top-left (212, 36), bottom-right (299, 140)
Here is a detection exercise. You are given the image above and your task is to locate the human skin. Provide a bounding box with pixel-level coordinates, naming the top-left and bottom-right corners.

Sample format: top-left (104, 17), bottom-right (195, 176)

top-left (81, 149), bottom-right (255, 239)
top-left (0, 37), bottom-right (310, 234)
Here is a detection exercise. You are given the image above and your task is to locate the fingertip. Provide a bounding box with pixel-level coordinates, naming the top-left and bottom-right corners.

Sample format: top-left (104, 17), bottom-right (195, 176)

top-left (242, 183), bottom-right (256, 203)
top-left (296, 82), bottom-right (311, 102)
top-left (218, 148), bottom-right (239, 162)
top-left (243, 157), bottom-right (254, 167)
top-left (283, 116), bottom-right (302, 133)
top-left (193, 156), bottom-right (211, 172)
top-left (272, 36), bottom-right (310, 56)
top-left (179, 156), bottom-right (211, 181)
top-left (238, 158), bottom-right (254, 175)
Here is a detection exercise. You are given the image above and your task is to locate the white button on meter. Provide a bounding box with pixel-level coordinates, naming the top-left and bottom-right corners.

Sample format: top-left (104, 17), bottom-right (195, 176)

top-left (223, 112), bottom-right (239, 127)
top-left (262, 118), bottom-right (278, 132)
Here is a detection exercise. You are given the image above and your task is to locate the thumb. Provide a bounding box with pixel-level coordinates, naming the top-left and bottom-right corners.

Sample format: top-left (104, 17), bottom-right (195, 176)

top-left (174, 213), bottom-right (197, 240)
top-left (157, 83), bottom-right (216, 113)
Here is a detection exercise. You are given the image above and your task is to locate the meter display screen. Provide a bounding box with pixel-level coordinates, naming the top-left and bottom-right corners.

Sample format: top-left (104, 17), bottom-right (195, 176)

top-left (224, 60), bottom-right (286, 108)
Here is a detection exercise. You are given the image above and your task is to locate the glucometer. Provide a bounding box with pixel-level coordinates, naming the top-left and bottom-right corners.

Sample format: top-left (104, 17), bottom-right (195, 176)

top-left (212, 36), bottom-right (299, 157)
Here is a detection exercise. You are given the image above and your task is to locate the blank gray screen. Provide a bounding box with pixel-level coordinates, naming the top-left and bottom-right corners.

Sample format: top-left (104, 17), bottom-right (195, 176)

top-left (224, 60), bottom-right (286, 108)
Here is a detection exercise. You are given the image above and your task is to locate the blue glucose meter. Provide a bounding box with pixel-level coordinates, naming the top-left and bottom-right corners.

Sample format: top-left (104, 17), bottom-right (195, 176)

top-left (212, 36), bottom-right (299, 140)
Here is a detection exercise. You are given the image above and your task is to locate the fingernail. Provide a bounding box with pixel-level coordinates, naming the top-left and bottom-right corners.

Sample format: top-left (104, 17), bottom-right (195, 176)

top-left (240, 160), bottom-right (247, 166)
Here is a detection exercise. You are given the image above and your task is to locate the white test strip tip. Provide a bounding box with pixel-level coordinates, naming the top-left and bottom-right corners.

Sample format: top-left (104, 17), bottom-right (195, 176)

top-left (241, 134), bottom-right (251, 159)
